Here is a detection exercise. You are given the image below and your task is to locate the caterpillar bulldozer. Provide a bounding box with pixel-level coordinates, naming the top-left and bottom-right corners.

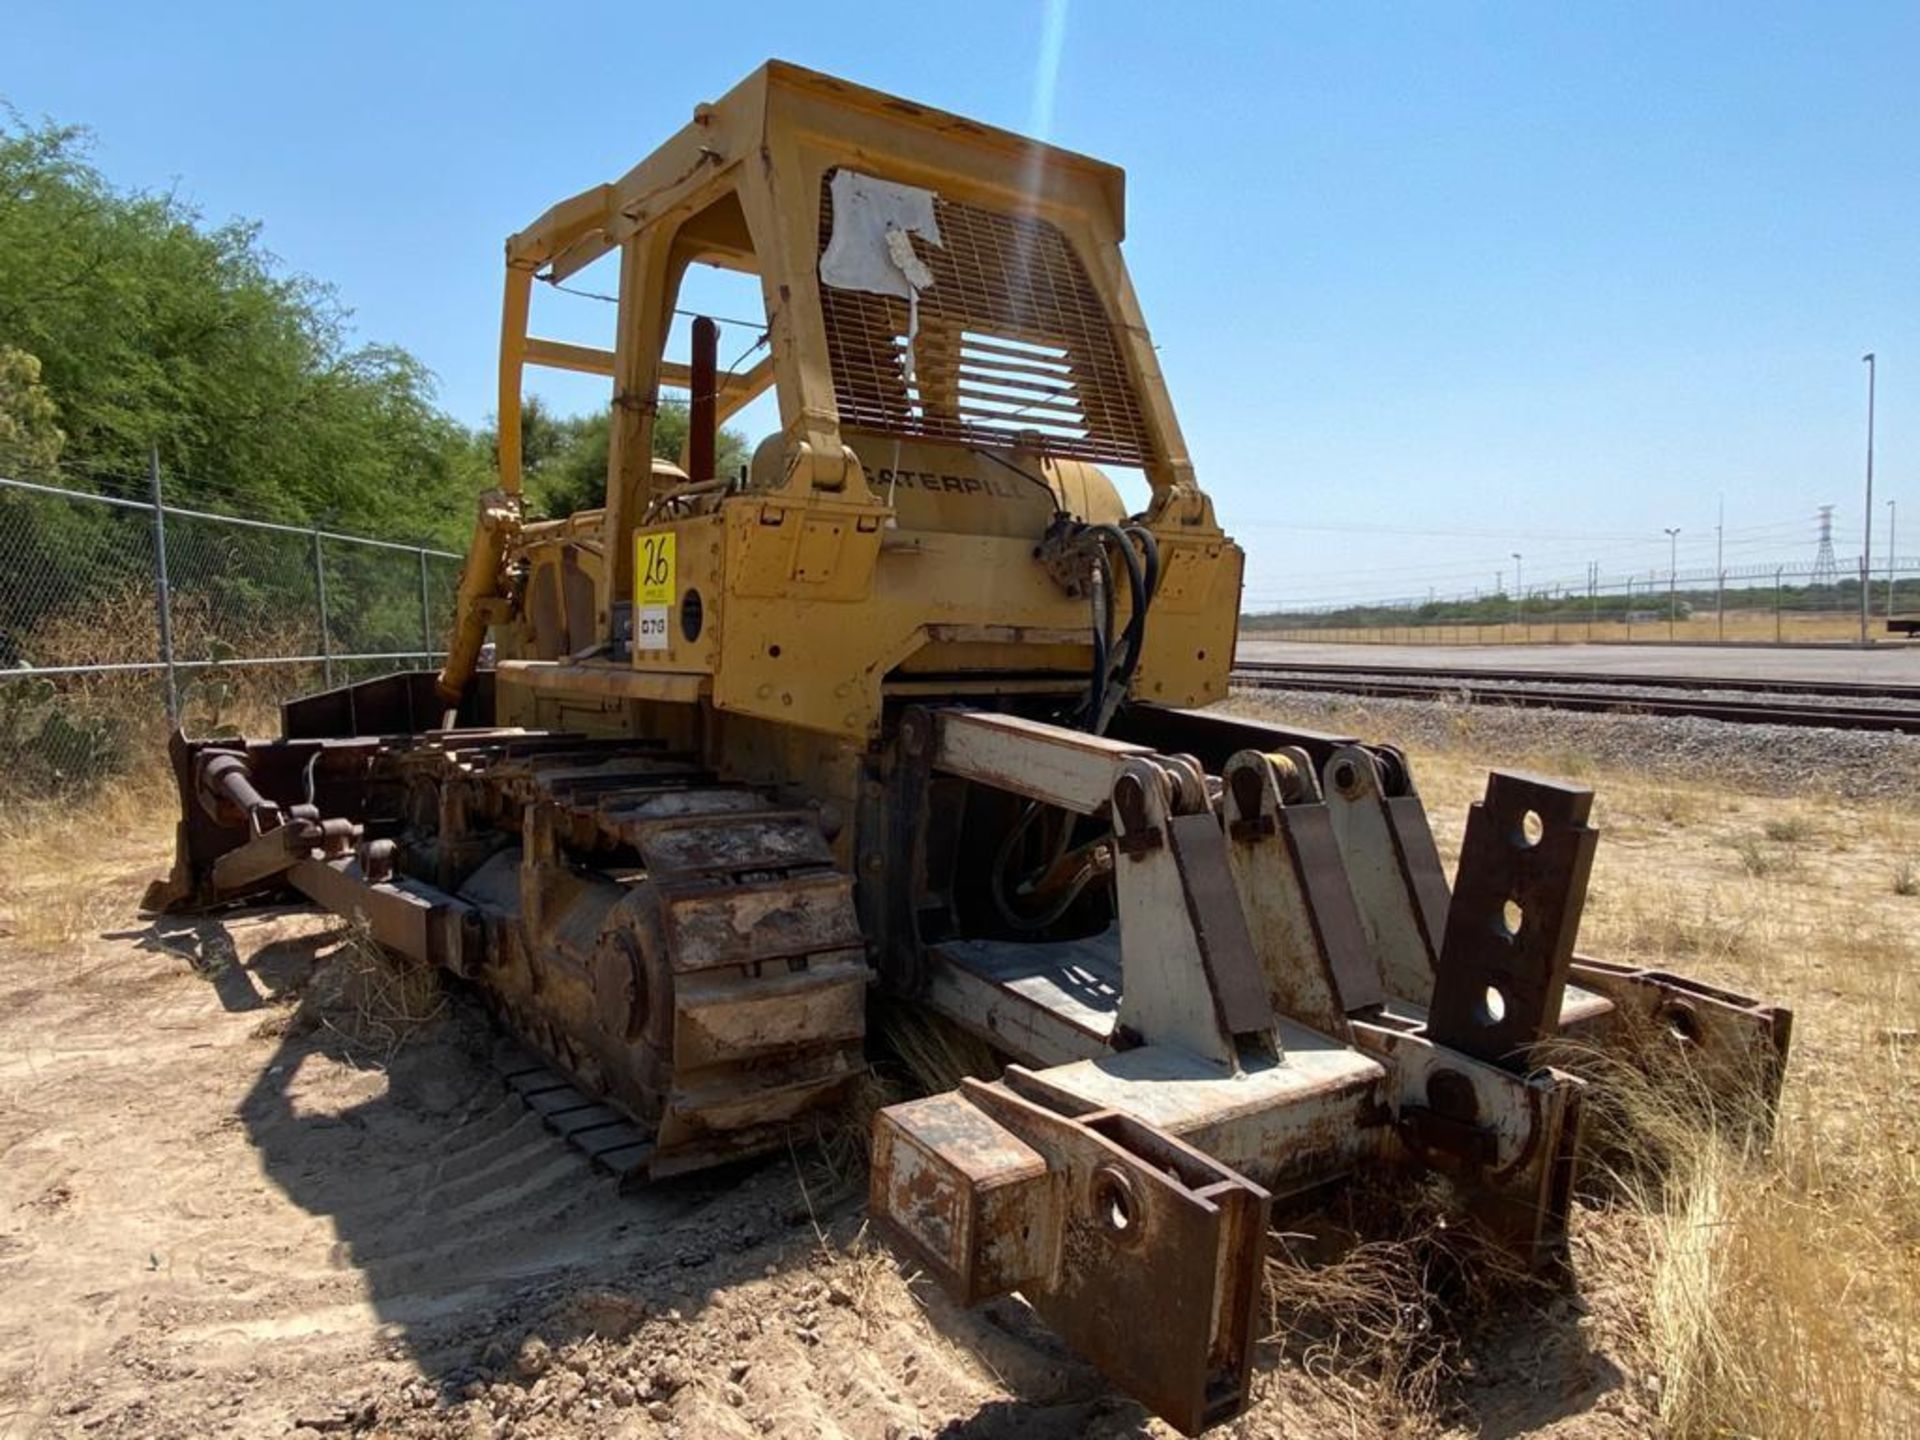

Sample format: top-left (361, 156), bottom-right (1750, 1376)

top-left (146, 62), bottom-right (1791, 1435)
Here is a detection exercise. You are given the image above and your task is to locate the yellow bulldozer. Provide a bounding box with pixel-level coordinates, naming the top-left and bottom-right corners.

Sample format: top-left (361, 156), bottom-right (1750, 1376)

top-left (147, 62), bottom-right (1790, 1434)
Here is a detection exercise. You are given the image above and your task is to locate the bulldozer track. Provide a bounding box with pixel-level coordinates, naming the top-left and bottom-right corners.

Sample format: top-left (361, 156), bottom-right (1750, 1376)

top-left (497, 1045), bottom-right (658, 1184)
top-left (396, 732), bottom-right (870, 1181)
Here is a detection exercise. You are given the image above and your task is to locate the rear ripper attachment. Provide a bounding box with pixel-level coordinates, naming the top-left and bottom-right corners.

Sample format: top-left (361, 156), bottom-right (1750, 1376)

top-left (869, 706), bottom-right (1792, 1435)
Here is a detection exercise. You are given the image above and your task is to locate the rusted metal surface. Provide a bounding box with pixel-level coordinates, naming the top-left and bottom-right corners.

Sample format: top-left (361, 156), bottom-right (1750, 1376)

top-left (1351, 1015), bottom-right (1584, 1262)
top-left (282, 667), bottom-right (494, 739)
top-left (208, 816), bottom-right (319, 893)
top-left (869, 1088), bottom-right (1059, 1306)
top-left (1429, 772), bottom-right (1599, 1069)
top-left (1012, 1037), bottom-right (1385, 1201)
top-left (932, 708), bottom-right (1152, 816)
top-left (1568, 955), bottom-right (1794, 1112)
top-left (149, 700), bottom-right (869, 1182)
top-left (154, 676), bottom-right (1801, 1435)
top-left (1166, 810), bottom-right (1277, 1044)
top-left (142, 729), bottom-right (390, 911)
top-left (1380, 781), bottom-right (1454, 958)
top-left (1222, 749), bottom-right (1382, 1037)
top-left (135, 59), bottom-right (1809, 1437)
top-left (1111, 703), bottom-right (1383, 786)
top-left (656, 872), bottom-right (863, 971)
top-left (1323, 744), bottom-right (1441, 1006)
top-left (873, 1074), bottom-right (1269, 1436)
top-left (921, 936), bottom-right (1117, 1067)
top-left (1112, 757), bottom-right (1270, 1066)
top-left (289, 854), bottom-right (478, 973)
top-left (687, 315), bottom-right (718, 483)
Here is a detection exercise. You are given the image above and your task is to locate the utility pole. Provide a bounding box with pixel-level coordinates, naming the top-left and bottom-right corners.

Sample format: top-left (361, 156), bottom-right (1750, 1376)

top-left (1862, 352), bottom-right (1876, 645)
top-left (1664, 527), bottom-right (1681, 639)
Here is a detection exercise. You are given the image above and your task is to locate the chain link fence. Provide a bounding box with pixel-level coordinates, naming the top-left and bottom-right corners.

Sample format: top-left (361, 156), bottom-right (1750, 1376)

top-left (1246, 561), bottom-right (1920, 648)
top-left (0, 459), bottom-right (461, 800)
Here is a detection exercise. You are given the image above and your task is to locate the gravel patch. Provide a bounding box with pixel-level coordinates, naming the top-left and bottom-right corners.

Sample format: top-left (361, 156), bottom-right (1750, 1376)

top-left (1223, 687), bottom-right (1920, 802)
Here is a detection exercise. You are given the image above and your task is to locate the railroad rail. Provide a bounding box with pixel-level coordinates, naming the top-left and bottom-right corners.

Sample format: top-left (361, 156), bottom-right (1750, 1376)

top-left (1228, 660), bottom-right (1920, 733)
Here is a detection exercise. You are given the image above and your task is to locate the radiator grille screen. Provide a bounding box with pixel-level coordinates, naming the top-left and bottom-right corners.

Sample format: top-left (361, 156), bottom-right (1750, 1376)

top-left (817, 173), bottom-right (1154, 466)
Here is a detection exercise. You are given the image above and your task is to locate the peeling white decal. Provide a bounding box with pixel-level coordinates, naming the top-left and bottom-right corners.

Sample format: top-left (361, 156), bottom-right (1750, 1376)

top-left (819, 170), bottom-right (942, 300)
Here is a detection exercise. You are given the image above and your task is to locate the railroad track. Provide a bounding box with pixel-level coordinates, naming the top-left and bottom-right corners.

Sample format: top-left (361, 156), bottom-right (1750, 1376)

top-left (1228, 660), bottom-right (1920, 733)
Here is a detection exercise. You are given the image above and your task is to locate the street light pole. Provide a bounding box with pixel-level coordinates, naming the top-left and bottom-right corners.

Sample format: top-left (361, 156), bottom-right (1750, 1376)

top-left (1862, 352), bottom-right (1876, 645)
top-left (1664, 527), bottom-right (1681, 638)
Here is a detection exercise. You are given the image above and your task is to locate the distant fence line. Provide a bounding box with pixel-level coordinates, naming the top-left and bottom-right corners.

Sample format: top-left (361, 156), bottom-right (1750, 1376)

top-left (0, 462), bottom-right (460, 710)
top-left (0, 459), bottom-right (462, 795)
top-left (1247, 559), bottom-right (1920, 647)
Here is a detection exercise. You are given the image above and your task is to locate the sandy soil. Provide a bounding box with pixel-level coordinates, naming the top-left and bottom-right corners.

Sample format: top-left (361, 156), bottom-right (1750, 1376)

top-left (13, 700), bottom-right (1913, 1437)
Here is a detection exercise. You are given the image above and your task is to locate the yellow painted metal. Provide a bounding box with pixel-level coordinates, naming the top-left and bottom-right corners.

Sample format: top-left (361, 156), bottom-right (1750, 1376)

top-left (436, 488), bottom-right (521, 706)
top-left (460, 60), bottom-right (1244, 743)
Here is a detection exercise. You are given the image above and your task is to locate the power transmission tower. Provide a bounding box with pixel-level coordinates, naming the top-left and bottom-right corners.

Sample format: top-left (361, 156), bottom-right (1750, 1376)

top-left (1812, 505), bottom-right (1839, 587)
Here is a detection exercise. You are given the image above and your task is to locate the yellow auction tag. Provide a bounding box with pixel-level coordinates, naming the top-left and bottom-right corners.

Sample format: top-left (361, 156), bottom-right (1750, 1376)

top-left (634, 530), bottom-right (676, 650)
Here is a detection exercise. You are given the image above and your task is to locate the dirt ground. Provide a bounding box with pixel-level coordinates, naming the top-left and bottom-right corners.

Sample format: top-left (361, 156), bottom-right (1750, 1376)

top-left (1, 701), bottom-right (1914, 1439)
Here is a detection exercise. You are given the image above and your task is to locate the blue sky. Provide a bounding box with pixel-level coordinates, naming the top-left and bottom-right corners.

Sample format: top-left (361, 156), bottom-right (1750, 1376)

top-left (8, 2), bottom-right (1915, 609)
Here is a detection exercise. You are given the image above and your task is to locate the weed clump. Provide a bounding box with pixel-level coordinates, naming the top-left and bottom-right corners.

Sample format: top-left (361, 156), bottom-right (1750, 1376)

top-left (312, 923), bottom-right (447, 1064)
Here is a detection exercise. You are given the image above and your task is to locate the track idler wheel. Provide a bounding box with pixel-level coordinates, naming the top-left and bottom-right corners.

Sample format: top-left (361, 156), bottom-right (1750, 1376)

top-left (587, 888), bottom-right (677, 1126)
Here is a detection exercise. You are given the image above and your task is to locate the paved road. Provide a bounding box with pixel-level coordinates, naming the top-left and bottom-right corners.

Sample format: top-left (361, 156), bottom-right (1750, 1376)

top-left (1235, 638), bottom-right (1920, 686)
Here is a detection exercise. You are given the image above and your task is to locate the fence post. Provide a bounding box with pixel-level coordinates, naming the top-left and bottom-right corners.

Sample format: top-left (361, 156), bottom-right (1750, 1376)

top-left (312, 528), bottom-right (333, 689)
top-left (1625, 578), bottom-right (1633, 641)
top-left (148, 444), bottom-right (179, 723)
top-left (1716, 569), bottom-right (1725, 643)
top-left (1774, 568), bottom-right (1783, 643)
top-left (418, 547), bottom-right (433, 660)
top-left (1860, 555), bottom-right (1871, 646)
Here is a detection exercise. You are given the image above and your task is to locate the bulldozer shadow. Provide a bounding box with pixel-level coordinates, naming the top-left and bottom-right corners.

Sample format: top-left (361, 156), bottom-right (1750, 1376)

top-left (122, 904), bottom-right (336, 1013)
top-left (154, 910), bottom-right (826, 1407)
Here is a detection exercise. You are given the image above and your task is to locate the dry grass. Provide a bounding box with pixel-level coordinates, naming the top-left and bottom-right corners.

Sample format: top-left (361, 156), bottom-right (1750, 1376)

top-left (1325, 726), bottom-right (1920, 1437)
top-left (2, 580), bottom-right (328, 808)
top-left (311, 921), bottom-right (448, 1065)
top-left (794, 1002), bottom-right (1002, 1212)
top-left (1896, 857), bottom-right (1919, 897)
top-left (1262, 1178), bottom-right (1553, 1430)
top-left (0, 753), bottom-right (177, 948)
top-left (0, 584), bottom-right (329, 944)
top-left (872, 999), bottom-right (1001, 1096)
